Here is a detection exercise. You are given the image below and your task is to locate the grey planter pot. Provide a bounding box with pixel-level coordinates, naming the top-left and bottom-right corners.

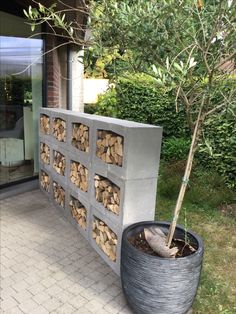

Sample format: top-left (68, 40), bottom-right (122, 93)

top-left (121, 221), bottom-right (204, 314)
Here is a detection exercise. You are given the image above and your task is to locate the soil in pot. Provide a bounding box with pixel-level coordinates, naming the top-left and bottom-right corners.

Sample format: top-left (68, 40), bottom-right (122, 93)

top-left (128, 230), bottom-right (198, 258)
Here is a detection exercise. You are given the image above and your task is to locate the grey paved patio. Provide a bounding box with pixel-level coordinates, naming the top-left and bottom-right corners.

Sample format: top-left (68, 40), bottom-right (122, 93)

top-left (0, 189), bottom-right (133, 314)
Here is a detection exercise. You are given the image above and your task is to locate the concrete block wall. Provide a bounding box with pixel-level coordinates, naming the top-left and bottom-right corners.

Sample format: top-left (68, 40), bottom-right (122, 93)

top-left (39, 108), bottom-right (162, 275)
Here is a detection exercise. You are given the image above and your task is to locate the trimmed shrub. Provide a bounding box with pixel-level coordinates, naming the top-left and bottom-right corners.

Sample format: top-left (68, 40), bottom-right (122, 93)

top-left (95, 88), bottom-right (118, 117)
top-left (95, 74), bottom-right (236, 188)
top-left (96, 74), bottom-right (189, 137)
top-left (198, 109), bottom-right (236, 189)
top-left (161, 137), bottom-right (190, 162)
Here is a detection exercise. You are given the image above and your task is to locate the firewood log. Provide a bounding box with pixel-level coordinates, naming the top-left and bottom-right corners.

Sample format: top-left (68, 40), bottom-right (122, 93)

top-left (94, 175), bottom-right (120, 215)
top-left (69, 197), bottom-right (87, 230)
top-left (71, 123), bottom-right (89, 152)
top-left (52, 118), bottom-right (66, 142)
top-left (53, 182), bottom-right (65, 207)
top-left (96, 130), bottom-right (123, 166)
top-left (40, 143), bottom-right (50, 165)
top-left (53, 151), bottom-right (66, 176)
top-left (40, 171), bottom-right (50, 192)
top-left (40, 115), bottom-right (50, 134)
top-left (93, 217), bottom-right (117, 261)
top-left (70, 161), bottom-right (88, 192)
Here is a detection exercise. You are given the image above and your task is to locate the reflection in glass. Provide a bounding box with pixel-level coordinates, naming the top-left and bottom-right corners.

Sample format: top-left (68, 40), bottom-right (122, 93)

top-left (0, 36), bottom-right (43, 184)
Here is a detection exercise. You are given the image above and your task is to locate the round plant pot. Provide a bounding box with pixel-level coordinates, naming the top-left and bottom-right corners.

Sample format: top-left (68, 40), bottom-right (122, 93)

top-left (121, 221), bottom-right (204, 314)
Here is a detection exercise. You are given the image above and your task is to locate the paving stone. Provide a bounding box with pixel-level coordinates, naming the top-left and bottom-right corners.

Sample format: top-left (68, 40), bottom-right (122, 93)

top-left (40, 277), bottom-right (57, 288)
top-left (12, 281), bottom-right (30, 294)
top-left (0, 190), bottom-right (132, 314)
top-left (42, 297), bottom-right (63, 312)
top-left (104, 301), bottom-right (123, 314)
top-left (30, 305), bottom-right (50, 314)
top-left (84, 299), bottom-right (105, 313)
top-left (2, 306), bottom-right (24, 314)
top-left (18, 299), bottom-right (38, 313)
top-left (53, 303), bottom-right (75, 314)
top-left (27, 283), bottom-right (46, 295)
top-left (68, 295), bottom-right (88, 308)
top-left (45, 284), bottom-right (63, 296)
top-left (13, 290), bottom-right (33, 304)
top-left (32, 291), bottom-right (51, 305)
top-left (1, 297), bottom-right (19, 311)
top-left (0, 286), bottom-right (17, 300)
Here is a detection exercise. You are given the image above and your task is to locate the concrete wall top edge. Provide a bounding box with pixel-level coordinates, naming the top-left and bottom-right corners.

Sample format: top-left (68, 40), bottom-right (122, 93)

top-left (40, 108), bottom-right (162, 129)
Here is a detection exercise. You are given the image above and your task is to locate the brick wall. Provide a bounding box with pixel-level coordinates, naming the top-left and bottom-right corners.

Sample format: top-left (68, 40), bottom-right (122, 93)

top-left (45, 34), bottom-right (61, 108)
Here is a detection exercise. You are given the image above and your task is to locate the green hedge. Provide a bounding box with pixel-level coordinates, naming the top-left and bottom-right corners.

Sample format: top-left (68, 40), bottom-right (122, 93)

top-left (95, 74), bottom-right (235, 188)
top-left (198, 111), bottom-right (236, 189)
top-left (96, 75), bottom-right (189, 137)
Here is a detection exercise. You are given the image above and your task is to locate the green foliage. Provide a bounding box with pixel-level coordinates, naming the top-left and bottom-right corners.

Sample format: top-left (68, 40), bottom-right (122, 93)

top-left (84, 103), bottom-right (97, 114)
top-left (198, 109), bottom-right (236, 189)
top-left (95, 88), bottom-right (118, 117)
top-left (96, 74), bottom-right (189, 137)
top-left (157, 162), bottom-right (235, 208)
top-left (161, 137), bottom-right (190, 162)
top-left (95, 75), bottom-right (236, 188)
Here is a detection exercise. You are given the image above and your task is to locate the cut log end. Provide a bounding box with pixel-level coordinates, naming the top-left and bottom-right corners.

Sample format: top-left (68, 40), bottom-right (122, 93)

top-left (71, 123), bottom-right (89, 152)
top-left (52, 118), bottom-right (66, 142)
top-left (69, 197), bottom-right (87, 230)
top-left (96, 130), bottom-right (124, 167)
top-left (40, 115), bottom-right (50, 134)
top-left (93, 217), bottom-right (117, 262)
top-left (40, 170), bottom-right (50, 192)
top-left (94, 175), bottom-right (120, 215)
top-left (53, 181), bottom-right (65, 208)
top-left (70, 161), bottom-right (88, 192)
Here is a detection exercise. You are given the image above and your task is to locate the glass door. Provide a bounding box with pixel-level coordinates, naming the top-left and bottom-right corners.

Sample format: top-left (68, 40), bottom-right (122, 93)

top-left (0, 35), bottom-right (43, 185)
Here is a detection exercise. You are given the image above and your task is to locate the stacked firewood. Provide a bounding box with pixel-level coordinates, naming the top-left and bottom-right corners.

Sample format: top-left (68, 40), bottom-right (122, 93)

top-left (40, 114), bottom-right (50, 134)
top-left (71, 123), bottom-right (89, 152)
top-left (96, 131), bottom-right (123, 166)
top-left (69, 196), bottom-right (87, 230)
top-left (53, 181), bottom-right (65, 207)
top-left (40, 142), bottom-right (50, 165)
top-left (70, 161), bottom-right (88, 192)
top-left (40, 171), bottom-right (50, 192)
top-left (53, 118), bottom-right (66, 142)
top-left (94, 175), bottom-right (120, 215)
top-left (92, 217), bottom-right (117, 262)
top-left (53, 151), bottom-right (66, 176)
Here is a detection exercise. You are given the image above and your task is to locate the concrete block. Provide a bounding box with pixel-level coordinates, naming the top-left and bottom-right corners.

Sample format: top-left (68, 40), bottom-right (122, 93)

top-left (50, 143), bottom-right (68, 182)
top-left (121, 177), bottom-right (157, 227)
top-left (88, 206), bottom-right (121, 276)
top-left (39, 109), bottom-right (52, 141)
top-left (66, 188), bottom-right (90, 241)
top-left (50, 110), bottom-right (69, 150)
top-left (90, 169), bottom-right (124, 227)
top-left (67, 151), bottom-right (90, 203)
top-left (51, 173), bottom-right (68, 218)
top-left (91, 119), bottom-right (162, 180)
top-left (67, 114), bottom-right (94, 159)
top-left (39, 136), bottom-right (52, 173)
top-left (39, 163), bottom-right (52, 198)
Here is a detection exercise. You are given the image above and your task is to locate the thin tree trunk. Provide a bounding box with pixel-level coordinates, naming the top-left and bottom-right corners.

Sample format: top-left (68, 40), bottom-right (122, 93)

top-left (166, 106), bottom-right (204, 248)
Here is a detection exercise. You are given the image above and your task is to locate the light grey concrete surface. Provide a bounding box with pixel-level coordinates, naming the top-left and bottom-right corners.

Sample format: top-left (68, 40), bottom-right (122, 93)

top-left (0, 189), bottom-right (133, 314)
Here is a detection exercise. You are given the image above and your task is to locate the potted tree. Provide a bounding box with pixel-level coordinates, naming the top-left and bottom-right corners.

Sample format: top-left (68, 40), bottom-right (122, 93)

top-left (25, 1), bottom-right (235, 313)
top-left (88, 1), bottom-right (235, 313)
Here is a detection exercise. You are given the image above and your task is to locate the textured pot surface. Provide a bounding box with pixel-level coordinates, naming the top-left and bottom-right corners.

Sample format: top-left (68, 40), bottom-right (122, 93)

top-left (121, 221), bottom-right (204, 314)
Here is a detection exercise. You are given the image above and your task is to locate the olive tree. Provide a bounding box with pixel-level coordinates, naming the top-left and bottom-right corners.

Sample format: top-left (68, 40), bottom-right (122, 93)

top-left (26, 0), bottom-right (236, 251)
